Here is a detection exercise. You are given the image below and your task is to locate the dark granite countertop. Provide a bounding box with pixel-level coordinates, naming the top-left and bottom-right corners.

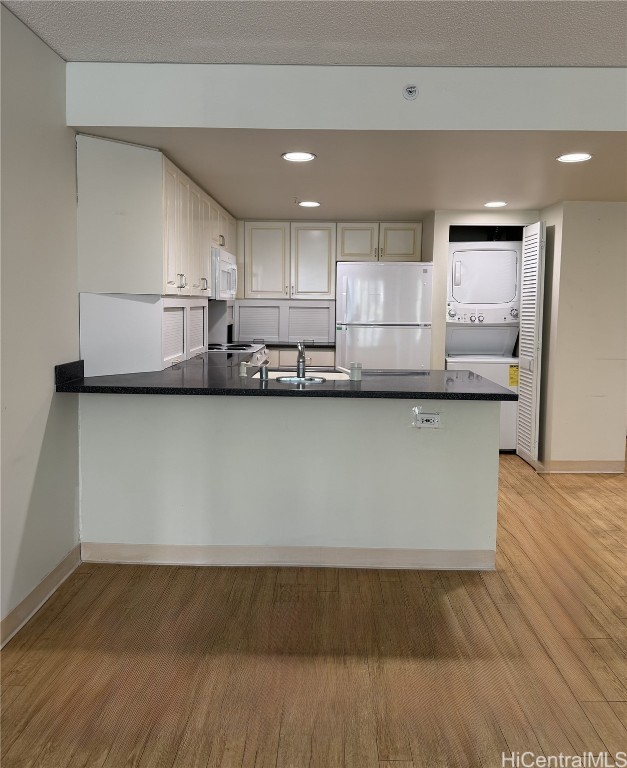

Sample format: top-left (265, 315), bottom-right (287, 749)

top-left (55, 354), bottom-right (517, 401)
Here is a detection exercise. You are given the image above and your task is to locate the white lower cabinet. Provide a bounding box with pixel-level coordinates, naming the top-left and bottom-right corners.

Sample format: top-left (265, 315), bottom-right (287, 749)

top-left (234, 300), bottom-right (336, 344)
top-left (80, 293), bottom-right (208, 376)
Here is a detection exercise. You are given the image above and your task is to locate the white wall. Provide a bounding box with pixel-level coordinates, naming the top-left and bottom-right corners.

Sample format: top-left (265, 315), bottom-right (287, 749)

top-left (80, 395), bottom-right (500, 568)
top-left (1, 8), bottom-right (79, 623)
top-left (66, 64), bottom-right (627, 131)
top-left (541, 202), bottom-right (627, 465)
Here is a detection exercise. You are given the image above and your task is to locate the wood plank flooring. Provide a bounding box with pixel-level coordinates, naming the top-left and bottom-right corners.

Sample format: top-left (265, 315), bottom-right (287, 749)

top-left (1, 455), bottom-right (625, 767)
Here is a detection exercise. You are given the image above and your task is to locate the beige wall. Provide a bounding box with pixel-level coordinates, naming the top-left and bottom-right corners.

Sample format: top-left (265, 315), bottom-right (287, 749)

top-left (541, 202), bottom-right (627, 464)
top-left (1, 8), bottom-right (79, 622)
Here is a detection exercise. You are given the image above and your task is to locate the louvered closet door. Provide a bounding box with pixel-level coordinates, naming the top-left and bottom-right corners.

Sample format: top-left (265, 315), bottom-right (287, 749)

top-left (516, 221), bottom-right (545, 465)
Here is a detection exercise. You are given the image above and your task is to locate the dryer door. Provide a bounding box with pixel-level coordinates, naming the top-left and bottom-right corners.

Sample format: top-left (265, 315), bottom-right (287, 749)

top-left (450, 246), bottom-right (518, 304)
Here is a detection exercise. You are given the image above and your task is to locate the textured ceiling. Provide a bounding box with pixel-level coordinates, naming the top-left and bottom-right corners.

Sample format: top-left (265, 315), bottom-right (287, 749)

top-left (4, 0), bottom-right (627, 67)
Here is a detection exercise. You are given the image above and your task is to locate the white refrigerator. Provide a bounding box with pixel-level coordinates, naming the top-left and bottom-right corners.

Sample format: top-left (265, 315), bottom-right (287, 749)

top-left (336, 262), bottom-right (433, 370)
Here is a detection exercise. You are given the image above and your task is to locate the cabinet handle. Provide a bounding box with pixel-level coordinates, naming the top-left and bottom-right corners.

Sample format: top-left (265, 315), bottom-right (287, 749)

top-left (177, 273), bottom-right (184, 288)
top-left (375, 247), bottom-right (378, 259)
top-left (181, 274), bottom-right (188, 288)
top-left (201, 277), bottom-right (208, 290)
top-left (285, 285), bottom-right (289, 295)
top-left (219, 235), bottom-right (226, 247)
top-left (379, 248), bottom-right (384, 260)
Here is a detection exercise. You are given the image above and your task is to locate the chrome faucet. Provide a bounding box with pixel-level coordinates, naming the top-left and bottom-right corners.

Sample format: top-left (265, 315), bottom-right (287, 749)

top-left (296, 341), bottom-right (307, 379)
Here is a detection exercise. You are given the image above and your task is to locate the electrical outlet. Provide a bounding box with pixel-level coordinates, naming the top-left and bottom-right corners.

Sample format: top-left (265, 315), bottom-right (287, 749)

top-left (411, 408), bottom-right (441, 429)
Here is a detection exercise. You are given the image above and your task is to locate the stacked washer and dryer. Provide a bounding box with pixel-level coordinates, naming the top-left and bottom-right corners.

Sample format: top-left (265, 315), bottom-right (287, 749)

top-left (445, 240), bottom-right (521, 450)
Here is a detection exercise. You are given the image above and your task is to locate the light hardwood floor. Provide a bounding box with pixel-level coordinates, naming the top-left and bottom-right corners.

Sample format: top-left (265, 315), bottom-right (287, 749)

top-left (1, 455), bottom-right (626, 767)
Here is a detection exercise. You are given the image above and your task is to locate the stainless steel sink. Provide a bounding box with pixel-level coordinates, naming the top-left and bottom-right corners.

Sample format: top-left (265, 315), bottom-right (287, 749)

top-left (275, 375), bottom-right (326, 384)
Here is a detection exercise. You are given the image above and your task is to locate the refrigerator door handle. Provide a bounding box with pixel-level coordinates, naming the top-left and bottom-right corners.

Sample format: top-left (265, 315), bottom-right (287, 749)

top-left (343, 275), bottom-right (350, 322)
top-left (453, 260), bottom-right (462, 286)
top-left (342, 323), bottom-right (432, 328)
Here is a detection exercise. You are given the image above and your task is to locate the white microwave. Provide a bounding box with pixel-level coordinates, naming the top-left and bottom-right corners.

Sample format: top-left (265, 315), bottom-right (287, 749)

top-left (212, 247), bottom-right (237, 300)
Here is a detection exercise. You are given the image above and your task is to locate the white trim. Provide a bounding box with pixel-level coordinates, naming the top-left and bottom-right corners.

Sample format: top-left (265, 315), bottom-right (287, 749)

top-left (81, 543), bottom-right (495, 570)
top-left (537, 460), bottom-right (625, 474)
top-left (0, 545), bottom-right (81, 648)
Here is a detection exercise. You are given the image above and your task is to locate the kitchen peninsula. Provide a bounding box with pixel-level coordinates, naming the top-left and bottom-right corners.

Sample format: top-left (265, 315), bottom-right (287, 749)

top-left (57, 354), bottom-right (516, 571)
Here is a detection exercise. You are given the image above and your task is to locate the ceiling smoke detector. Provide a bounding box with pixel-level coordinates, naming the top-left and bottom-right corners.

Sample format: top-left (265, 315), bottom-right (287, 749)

top-left (403, 85), bottom-right (418, 101)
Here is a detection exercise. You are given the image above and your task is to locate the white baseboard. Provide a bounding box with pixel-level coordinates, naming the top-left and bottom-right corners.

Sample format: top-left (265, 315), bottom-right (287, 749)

top-left (538, 460), bottom-right (625, 474)
top-left (0, 544), bottom-right (81, 648)
top-left (81, 542), bottom-right (495, 570)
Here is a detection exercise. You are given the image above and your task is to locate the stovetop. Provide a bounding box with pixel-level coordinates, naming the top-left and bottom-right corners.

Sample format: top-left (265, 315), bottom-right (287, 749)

top-left (206, 343), bottom-right (259, 352)
top-left (205, 342), bottom-right (268, 367)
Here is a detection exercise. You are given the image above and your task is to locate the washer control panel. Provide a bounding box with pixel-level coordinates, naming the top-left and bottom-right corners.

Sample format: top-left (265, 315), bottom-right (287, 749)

top-left (446, 303), bottom-right (520, 325)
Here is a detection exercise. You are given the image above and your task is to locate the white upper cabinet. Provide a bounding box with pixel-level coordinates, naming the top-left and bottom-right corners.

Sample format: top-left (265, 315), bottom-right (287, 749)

top-left (188, 184), bottom-right (203, 295)
top-left (290, 223), bottom-right (336, 299)
top-left (337, 221), bottom-right (422, 262)
top-left (244, 221), bottom-right (290, 299)
top-left (337, 223), bottom-right (379, 261)
top-left (199, 195), bottom-right (213, 296)
top-left (163, 158), bottom-right (179, 293)
top-left (176, 173), bottom-right (192, 295)
top-left (211, 199), bottom-right (236, 252)
top-left (244, 222), bottom-right (336, 299)
top-left (77, 135), bottom-right (232, 297)
top-left (379, 222), bottom-right (422, 261)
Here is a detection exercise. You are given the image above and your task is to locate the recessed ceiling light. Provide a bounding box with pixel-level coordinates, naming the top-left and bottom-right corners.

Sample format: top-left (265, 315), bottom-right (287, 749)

top-left (557, 152), bottom-right (592, 163)
top-left (298, 201), bottom-right (321, 208)
top-left (484, 201), bottom-right (507, 208)
top-left (282, 152), bottom-right (316, 162)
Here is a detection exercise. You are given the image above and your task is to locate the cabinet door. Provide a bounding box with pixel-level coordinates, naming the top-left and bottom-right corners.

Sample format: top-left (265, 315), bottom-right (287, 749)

top-left (177, 175), bottom-right (192, 294)
top-left (188, 185), bottom-right (203, 295)
top-left (162, 160), bottom-right (179, 295)
top-left (244, 222), bottom-right (290, 299)
top-left (187, 303), bottom-right (207, 357)
top-left (379, 223), bottom-right (422, 261)
top-left (290, 223), bottom-right (336, 299)
top-left (227, 214), bottom-right (237, 254)
top-left (210, 199), bottom-right (222, 247)
top-left (199, 195), bottom-right (213, 297)
top-left (219, 209), bottom-right (230, 249)
top-left (337, 223), bottom-right (378, 261)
